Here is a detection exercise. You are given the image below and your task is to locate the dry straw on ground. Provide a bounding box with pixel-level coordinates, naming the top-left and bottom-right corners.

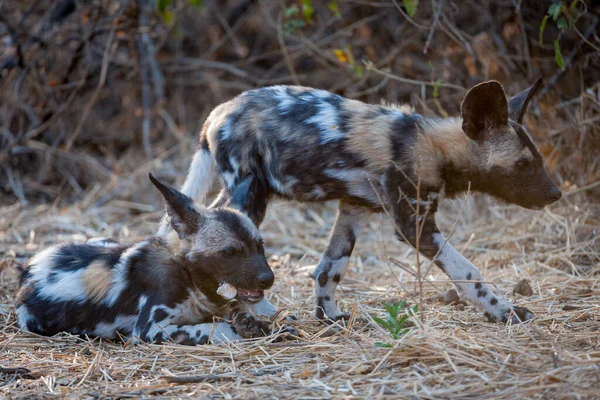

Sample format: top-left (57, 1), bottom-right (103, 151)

top-left (1, 177), bottom-right (598, 398)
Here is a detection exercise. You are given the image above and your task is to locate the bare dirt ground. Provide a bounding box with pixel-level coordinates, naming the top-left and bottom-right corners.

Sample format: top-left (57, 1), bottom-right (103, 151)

top-left (1, 178), bottom-right (598, 398)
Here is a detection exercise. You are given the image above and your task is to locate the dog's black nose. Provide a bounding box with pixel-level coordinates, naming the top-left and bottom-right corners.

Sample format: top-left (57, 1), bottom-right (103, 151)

top-left (549, 188), bottom-right (562, 202)
top-left (257, 271), bottom-right (274, 289)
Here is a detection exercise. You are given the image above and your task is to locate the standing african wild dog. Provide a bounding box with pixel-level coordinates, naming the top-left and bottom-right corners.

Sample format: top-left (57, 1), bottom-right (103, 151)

top-left (15, 174), bottom-right (278, 344)
top-left (159, 78), bottom-right (562, 324)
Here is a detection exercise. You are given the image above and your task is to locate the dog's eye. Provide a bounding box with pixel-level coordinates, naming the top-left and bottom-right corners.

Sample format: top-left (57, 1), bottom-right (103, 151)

top-left (222, 247), bottom-right (237, 257)
top-left (516, 159), bottom-right (529, 169)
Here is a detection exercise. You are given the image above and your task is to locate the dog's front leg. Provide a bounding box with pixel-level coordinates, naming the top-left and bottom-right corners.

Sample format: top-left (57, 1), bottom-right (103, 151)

top-left (132, 297), bottom-right (243, 345)
top-left (395, 208), bottom-right (533, 323)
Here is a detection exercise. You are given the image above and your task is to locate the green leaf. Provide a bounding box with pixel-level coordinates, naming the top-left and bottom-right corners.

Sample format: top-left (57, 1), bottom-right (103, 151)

top-left (548, 3), bottom-right (563, 21)
top-left (554, 39), bottom-right (565, 70)
top-left (188, 0), bottom-right (203, 7)
top-left (557, 17), bottom-right (566, 29)
top-left (374, 342), bottom-right (393, 348)
top-left (301, 1), bottom-right (314, 22)
top-left (353, 65), bottom-right (364, 78)
top-left (157, 0), bottom-right (171, 15)
top-left (284, 19), bottom-right (305, 33)
top-left (374, 300), bottom-right (416, 340)
top-left (328, 1), bottom-right (341, 18)
top-left (397, 314), bottom-right (410, 325)
top-left (372, 316), bottom-right (389, 330)
top-left (539, 15), bottom-right (549, 44)
top-left (569, 0), bottom-right (579, 12)
top-left (403, 0), bottom-right (419, 17)
top-left (162, 10), bottom-right (174, 24)
top-left (284, 5), bottom-right (299, 18)
top-left (383, 302), bottom-right (399, 318)
top-left (433, 78), bottom-right (442, 98)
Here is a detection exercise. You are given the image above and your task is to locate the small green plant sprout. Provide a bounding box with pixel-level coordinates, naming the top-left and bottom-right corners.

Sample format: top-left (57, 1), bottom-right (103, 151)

top-left (428, 61), bottom-right (442, 99)
top-left (539, 0), bottom-right (584, 70)
top-left (372, 300), bottom-right (418, 347)
top-left (402, 0), bottom-right (419, 18)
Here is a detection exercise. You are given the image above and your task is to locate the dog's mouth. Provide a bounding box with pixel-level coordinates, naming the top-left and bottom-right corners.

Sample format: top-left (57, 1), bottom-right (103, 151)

top-left (236, 289), bottom-right (264, 303)
top-left (216, 283), bottom-right (264, 303)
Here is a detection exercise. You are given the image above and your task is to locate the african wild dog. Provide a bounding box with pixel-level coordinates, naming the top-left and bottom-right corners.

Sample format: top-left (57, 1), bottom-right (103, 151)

top-left (158, 78), bottom-right (562, 324)
top-left (15, 173), bottom-right (279, 345)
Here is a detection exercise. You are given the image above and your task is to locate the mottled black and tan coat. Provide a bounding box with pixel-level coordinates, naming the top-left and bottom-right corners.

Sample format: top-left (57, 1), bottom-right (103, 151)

top-left (160, 78), bottom-right (561, 324)
top-left (16, 174), bottom-right (279, 344)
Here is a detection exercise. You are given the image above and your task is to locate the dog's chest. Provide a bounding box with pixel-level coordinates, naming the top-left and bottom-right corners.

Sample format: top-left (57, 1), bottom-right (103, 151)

top-left (169, 289), bottom-right (222, 324)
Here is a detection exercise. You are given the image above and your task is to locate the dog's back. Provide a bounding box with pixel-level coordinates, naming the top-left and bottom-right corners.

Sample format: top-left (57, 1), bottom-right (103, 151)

top-left (15, 241), bottom-right (150, 338)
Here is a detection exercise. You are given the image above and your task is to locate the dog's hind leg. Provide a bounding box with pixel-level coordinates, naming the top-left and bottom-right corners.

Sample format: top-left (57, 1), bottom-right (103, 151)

top-left (311, 202), bottom-right (369, 321)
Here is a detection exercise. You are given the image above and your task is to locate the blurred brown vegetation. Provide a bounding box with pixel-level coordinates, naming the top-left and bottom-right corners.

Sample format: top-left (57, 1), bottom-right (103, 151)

top-left (0, 0), bottom-right (598, 206)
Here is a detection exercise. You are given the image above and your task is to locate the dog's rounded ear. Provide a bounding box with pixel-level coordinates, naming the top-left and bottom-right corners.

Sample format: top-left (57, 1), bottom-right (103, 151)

top-left (508, 76), bottom-right (543, 124)
top-left (149, 173), bottom-right (203, 239)
top-left (461, 81), bottom-right (508, 140)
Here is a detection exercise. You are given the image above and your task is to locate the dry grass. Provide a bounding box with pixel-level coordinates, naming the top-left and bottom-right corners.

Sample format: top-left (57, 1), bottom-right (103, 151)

top-left (1, 169), bottom-right (598, 399)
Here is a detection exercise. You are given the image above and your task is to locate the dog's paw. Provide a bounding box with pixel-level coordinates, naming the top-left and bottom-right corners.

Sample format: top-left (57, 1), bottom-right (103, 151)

top-left (485, 306), bottom-right (534, 324)
top-left (315, 311), bottom-right (351, 325)
top-left (271, 325), bottom-right (298, 342)
top-left (234, 313), bottom-right (270, 338)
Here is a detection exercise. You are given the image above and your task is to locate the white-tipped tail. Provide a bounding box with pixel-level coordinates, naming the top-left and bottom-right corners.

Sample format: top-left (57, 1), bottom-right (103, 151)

top-left (180, 149), bottom-right (215, 202)
top-left (156, 149), bottom-right (215, 237)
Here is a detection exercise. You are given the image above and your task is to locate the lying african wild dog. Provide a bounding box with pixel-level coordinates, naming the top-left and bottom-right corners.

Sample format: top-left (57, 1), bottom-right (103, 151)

top-left (15, 173), bottom-right (278, 345)
top-left (158, 78), bottom-right (562, 324)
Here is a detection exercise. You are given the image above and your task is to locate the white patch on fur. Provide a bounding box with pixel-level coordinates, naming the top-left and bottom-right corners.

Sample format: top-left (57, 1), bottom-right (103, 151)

top-left (86, 238), bottom-right (119, 248)
top-left (220, 114), bottom-right (235, 141)
top-left (181, 149), bottom-right (215, 202)
top-left (146, 321), bottom-right (242, 344)
top-left (35, 268), bottom-right (89, 303)
top-left (16, 305), bottom-right (35, 330)
top-left (28, 245), bottom-right (96, 303)
top-left (27, 246), bottom-right (60, 279)
top-left (306, 100), bottom-right (344, 144)
top-left (432, 233), bottom-right (517, 320)
top-left (138, 295), bottom-right (148, 312)
top-left (92, 314), bottom-right (137, 339)
top-left (102, 241), bottom-right (147, 307)
top-left (268, 173), bottom-right (291, 195)
top-left (433, 233), bottom-right (477, 280)
top-left (209, 322), bottom-right (243, 343)
top-left (313, 89), bottom-right (333, 98)
top-left (171, 288), bottom-right (218, 325)
top-left (221, 156), bottom-right (241, 190)
top-left (309, 185), bottom-right (326, 200)
top-left (313, 256), bottom-right (350, 318)
top-left (249, 297), bottom-right (278, 317)
top-left (229, 156), bottom-right (240, 174)
top-left (324, 168), bottom-right (378, 203)
top-left (217, 283), bottom-right (238, 300)
top-left (223, 171), bottom-right (237, 189)
top-left (272, 86), bottom-right (296, 113)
